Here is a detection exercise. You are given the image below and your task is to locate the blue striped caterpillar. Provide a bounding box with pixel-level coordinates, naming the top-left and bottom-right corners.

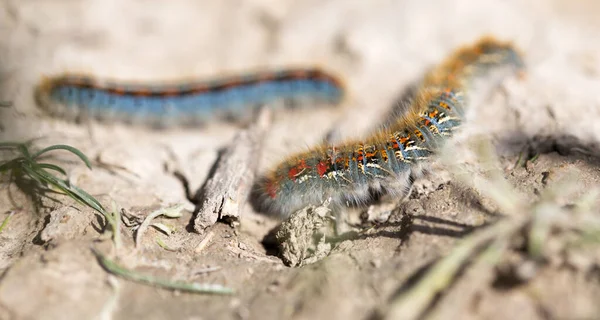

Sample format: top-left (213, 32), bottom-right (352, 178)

top-left (252, 36), bottom-right (525, 218)
top-left (34, 68), bottom-right (345, 128)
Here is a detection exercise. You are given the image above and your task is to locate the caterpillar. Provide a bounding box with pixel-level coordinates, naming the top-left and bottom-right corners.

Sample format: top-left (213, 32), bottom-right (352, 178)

top-left (34, 68), bottom-right (345, 128)
top-left (252, 36), bottom-right (525, 218)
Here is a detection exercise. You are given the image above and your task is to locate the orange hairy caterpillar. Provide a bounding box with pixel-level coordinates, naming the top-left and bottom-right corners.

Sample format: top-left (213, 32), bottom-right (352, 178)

top-left (252, 36), bottom-right (525, 218)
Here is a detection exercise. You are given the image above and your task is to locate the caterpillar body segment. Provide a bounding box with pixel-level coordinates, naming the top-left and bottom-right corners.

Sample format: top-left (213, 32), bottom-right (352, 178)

top-left (254, 36), bottom-right (525, 218)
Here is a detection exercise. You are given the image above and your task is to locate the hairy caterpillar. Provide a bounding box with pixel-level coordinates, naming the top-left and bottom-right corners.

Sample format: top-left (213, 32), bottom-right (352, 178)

top-left (252, 36), bottom-right (525, 218)
top-left (34, 68), bottom-right (345, 128)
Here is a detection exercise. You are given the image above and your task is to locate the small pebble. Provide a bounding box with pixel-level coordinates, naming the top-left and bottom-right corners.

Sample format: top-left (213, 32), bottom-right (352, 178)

top-left (370, 259), bottom-right (382, 269)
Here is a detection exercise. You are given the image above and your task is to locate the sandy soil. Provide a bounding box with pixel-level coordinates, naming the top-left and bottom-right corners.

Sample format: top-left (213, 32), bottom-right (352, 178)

top-left (1, 0), bottom-right (600, 319)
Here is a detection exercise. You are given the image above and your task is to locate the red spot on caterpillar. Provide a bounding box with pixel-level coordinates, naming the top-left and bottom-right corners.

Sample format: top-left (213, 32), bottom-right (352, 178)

top-left (334, 155), bottom-right (348, 168)
top-left (161, 89), bottom-right (183, 97)
top-left (133, 88), bottom-right (152, 96)
top-left (189, 85), bottom-right (211, 94)
top-left (287, 160), bottom-right (310, 181)
top-left (356, 148), bottom-right (364, 162)
top-left (266, 180), bottom-right (278, 199)
top-left (287, 70), bottom-right (309, 79)
top-left (219, 80), bottom-right (243, 89)
top-left (317, 161), bottom-right (328, 177)
top-left (109, 87), bottom-right (126, 95)
top-left (287, 167), bottom-right (299, 181)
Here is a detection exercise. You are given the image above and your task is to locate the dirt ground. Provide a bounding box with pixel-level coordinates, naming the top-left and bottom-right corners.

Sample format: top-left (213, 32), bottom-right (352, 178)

top-left (1, 0), bottom-right (600, 319)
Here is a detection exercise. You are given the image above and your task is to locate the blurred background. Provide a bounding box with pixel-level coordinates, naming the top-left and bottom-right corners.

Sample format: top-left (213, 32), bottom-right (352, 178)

top-left (1, 1), bottom-right (600, 319)
top-left (2, 0), bottom-right (599, 202)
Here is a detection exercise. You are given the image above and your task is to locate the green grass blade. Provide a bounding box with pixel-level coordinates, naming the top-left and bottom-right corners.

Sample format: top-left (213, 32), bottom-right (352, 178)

top-left (135, 204), bottom-right (184, 248)
top-left (0, 158), bottom-right (22, 173)
top-left (528, 153), bottom-right (540, 163)
top-left (17, 144), bottom-right (31, 160)
top-left (36, 163), bottom-right (68, 176)
top-left (0, 211), bottom-right (15, 234)
top-left (68, 183), bottom-right (106, 214)
top-left (92, 248), bottom-right (235, 295)
top-left (383, 217), bottom-right (524, 320)
top-left (31, 144), bottom-right (92, 169)
top-left (18, 165), bottom-right (46, 185)
top-left (513, 151), bottom-right (524, 169)
top-left (21, 164), bottom-right (68, 191)
top-left (156, 237), bottom-right (178, 251)
top-left (21, 164), bottom-right (105, 214)
top-left (2, 141), bottom-right (106, 224)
